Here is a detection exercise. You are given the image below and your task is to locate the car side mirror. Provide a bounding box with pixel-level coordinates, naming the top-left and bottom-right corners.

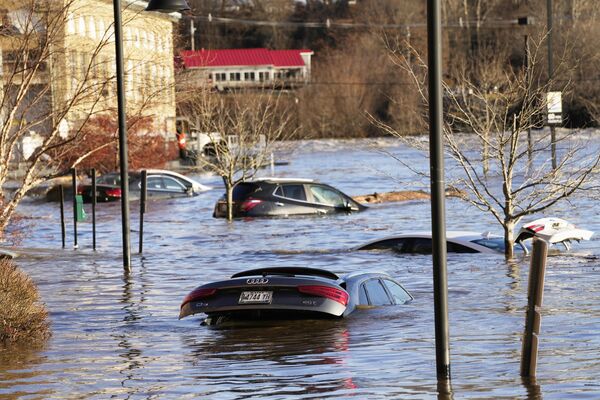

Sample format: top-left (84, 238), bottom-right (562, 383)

top-left (344, 201), bottom-right (354, 213)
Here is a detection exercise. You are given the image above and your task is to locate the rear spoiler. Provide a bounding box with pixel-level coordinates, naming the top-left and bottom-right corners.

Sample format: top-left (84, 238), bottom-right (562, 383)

top-left (515, 217), bottom-right (594, 254)
top-left (232, 267), bottom-right (339, 280)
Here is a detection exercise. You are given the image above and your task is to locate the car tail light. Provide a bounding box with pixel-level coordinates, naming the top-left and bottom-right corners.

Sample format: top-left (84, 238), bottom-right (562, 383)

top-left (241, 198), bottom-right (262, 212)
top-left (298, 285), bottom-right (349, 306)
top-left (181, 288), bottom-right (217, 306)
top-left (105, 188), bottom-right (122, 198)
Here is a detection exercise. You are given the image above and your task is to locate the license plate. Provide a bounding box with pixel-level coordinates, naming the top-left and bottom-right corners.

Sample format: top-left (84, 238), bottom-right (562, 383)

top-left (239, 291), bottom-right (273, 304)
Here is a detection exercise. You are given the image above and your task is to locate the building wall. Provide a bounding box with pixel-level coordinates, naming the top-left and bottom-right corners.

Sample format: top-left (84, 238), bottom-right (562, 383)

top-left (57, 0), bottom-right (178, 136)
top-left (0, 0), bottom-right (179, 139)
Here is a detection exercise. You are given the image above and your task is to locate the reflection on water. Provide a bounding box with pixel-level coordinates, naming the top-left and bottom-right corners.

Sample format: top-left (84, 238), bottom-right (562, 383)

top-left (1, 138), bottom-right (599, 398)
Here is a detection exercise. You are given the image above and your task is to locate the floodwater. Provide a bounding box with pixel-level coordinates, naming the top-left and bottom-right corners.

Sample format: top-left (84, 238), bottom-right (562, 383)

top-left (1, 135), bottom-right (600, 399)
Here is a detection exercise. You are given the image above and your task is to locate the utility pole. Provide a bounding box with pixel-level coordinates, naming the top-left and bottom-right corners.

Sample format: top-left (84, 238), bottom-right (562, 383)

top-left (547, 0), bottom-right (557, 169)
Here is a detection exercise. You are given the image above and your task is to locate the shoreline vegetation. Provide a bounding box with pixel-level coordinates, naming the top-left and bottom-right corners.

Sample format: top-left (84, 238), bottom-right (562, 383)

top-left (0, 259), bottom-right (50, 345)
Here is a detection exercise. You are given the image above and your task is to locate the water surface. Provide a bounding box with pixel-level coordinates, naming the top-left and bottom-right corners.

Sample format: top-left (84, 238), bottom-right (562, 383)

top-left (1, 136), bottom-right (599, 399)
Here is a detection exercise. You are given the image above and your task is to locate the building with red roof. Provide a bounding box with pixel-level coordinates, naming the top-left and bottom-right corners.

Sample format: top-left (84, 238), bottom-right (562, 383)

top-left (179, 48), bottom-right (313, 90)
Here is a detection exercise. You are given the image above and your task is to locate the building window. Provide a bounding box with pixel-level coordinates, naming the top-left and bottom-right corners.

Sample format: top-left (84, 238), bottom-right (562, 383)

top-left (77, 16), bottom-right (86, 36)
top-left (259, 72), bottom-right (269, 82)
top-left (67, 13), bottom-right (75, 35)
top-left (149, 32), bottom-right (155, 50)
top-left (215, 72), bottom-right (226, 81)
top-left (97, 18), bottom-right (106, 39)
top-left (141, 30), bottom-right (148, 49)
top-left (87, 16), bottom-right (96, 39)
top-left (244, 72), bottom-right (255, 81)
top-left (230, 72), bottom-right (241, 81)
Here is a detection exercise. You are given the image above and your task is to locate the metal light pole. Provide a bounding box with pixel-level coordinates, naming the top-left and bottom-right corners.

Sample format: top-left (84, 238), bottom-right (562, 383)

top-left (112, 0), bottom-right (190, 270)
top-left (427, 0), bottom-right (451, 380)
top-left (112, 0), bottom-right (131, 271)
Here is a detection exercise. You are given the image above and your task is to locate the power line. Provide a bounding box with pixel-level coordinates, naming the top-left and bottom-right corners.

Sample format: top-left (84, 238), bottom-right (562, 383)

top-left (191, 14), bottom-right (540, 30)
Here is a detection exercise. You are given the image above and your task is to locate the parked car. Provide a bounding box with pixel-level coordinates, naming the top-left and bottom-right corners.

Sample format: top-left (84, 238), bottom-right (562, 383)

top-left (356, 218), bottom-right (593, 255)
top-left (213, 178), bottom-right (367, 218)
top-left (78, 169), bottom-right (211, 203)
top-left (179, 267), bottom-right (413, 325)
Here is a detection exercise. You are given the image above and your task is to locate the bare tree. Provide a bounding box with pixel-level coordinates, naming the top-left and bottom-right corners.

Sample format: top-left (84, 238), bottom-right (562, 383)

top-left (0, 0), bottom-right (175, 233)
top-left (177, 85), bottom-right (297, 221)
top-left (374, 34), bottom-right (600, 258)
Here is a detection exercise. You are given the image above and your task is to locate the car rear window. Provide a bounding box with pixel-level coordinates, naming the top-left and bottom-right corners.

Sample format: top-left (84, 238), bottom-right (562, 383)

top-left (232, 182), bottom-right (258, 200)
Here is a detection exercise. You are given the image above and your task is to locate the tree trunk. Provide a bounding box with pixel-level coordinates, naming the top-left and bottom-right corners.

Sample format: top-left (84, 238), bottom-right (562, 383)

top-left (503, 219), bottom-right (515, 259)
top-left (224, 180), bottom-right (234, 222)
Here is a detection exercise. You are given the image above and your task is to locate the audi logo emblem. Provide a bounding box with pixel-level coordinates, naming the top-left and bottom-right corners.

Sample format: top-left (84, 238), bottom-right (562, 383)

top-left (246, 278), bottom-right (269, 285)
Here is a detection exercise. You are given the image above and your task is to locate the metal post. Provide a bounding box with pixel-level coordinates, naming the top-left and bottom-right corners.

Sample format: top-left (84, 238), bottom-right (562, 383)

top-left (139, 170), bottom-right (147, 254)
top-left (547, 0), bottom-right (557, 169)
top-left (113, 0), bottom-right (131, 271)
top-left (521, 239), bottom-right (548, 377)
top-left (190, 19), bottom-right (196, 51)
top-left (59, 185), bottom-right (66, 249)
top-left (71, 168), bottom-right (78, 249)
top-left (91, 169), bottom-right (97, 251)
top-left (427, 0), bottom-right (451, 380)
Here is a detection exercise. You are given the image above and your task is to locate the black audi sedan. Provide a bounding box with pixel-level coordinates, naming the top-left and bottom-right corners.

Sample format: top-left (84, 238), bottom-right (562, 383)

top-left (179, 267), bottom-right (413, 325)
top-left (213, 178), bottom-right (366, 218)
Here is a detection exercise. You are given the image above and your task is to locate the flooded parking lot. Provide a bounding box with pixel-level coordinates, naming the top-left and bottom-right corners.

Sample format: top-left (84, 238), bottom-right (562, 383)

top-left (1, 138), bottom-right (599, 399)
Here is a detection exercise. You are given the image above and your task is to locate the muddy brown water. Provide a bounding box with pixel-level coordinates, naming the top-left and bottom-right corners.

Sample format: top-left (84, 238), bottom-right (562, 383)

top-left (1, 137), bottom-right (599, 399)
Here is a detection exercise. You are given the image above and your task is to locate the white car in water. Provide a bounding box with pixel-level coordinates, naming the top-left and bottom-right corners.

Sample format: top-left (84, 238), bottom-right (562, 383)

top-left (356, 218), bottom-right (594, 255)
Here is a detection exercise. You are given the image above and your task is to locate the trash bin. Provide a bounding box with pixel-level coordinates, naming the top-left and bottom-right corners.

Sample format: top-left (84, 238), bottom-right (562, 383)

top-left (75, 195), bottom-right (86, 222)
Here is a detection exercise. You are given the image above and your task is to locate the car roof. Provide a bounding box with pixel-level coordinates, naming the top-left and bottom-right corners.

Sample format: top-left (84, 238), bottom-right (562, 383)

top-left (341, 271), bottom-right (392, 281)
top-left (247, 177), bottom-right (315, 184)
top-left (231, 267), bottom-right (339, 280)
top-left (360, 231), bottom-right (501, 243)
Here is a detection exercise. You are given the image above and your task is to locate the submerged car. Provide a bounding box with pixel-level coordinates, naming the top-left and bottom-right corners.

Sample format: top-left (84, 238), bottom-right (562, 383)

top-left (213, 178), bottom-right (366, 218)
top-left (356, 218), bottom-right (593, 255)
top-left (78, 169), bottom-right (211, 203)
top-left (179, 267), bottom-right (413, 324)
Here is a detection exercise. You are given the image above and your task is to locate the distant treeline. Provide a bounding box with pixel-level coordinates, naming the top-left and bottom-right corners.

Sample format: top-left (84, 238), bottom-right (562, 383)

top-left (179, 0), bottom-right (600, 138)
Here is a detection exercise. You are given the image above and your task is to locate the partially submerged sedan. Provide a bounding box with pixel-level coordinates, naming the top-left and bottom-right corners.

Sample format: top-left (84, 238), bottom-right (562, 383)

top-left (213, 178), bottom-right (366, 218)
top-left (180, 267), bottom-right (412, 324)
top-left (356, 218), bottom-right (593, 255)
top-left (78, 169), bottom-right (211, 203)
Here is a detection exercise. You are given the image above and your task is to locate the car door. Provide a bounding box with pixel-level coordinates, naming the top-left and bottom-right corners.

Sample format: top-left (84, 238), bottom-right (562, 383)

top-left (382, 279), bottom-right (413, 304)
top-left (361, 278), bottom-right (393, 306)
top-left (306, 184), bottom-right (349, 214)
top-left (270, 184), bottom-right (316, 216)
top-left (145, 175), bottom-right (187, 198)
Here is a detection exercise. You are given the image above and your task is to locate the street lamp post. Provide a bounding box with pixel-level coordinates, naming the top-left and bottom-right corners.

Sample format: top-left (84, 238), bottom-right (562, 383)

top-left (112, 0), bottom-right (190, 270)
top-left (427, 0), bottom-right (451, 381)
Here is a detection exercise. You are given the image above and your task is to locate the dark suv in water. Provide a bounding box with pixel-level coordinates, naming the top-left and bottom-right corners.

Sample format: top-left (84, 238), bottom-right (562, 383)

top-left (213, 178), bottom-right (366, 218)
